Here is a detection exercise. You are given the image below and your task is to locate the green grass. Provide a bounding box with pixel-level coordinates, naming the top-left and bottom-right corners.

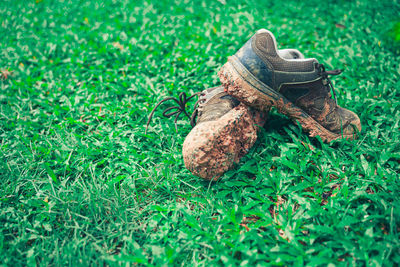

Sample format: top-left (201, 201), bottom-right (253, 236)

top-left (1, 0), bottom-right (400, 265)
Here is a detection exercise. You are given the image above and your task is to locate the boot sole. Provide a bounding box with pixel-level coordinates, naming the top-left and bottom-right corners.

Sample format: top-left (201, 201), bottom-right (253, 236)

top-left (218, 56), bottom-right (357, 143)
top-left (182, 103), bottom-right (267, 180)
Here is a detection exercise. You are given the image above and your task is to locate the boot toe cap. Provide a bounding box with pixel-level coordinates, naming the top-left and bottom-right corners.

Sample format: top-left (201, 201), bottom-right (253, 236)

top-left (338, 107), bottom-right (362, 136)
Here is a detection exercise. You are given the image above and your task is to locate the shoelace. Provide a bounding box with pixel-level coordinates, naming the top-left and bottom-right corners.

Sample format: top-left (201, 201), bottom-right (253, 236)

top-left (145, 91), bottom-right (202, 133)
top-left (316, 63), bottom-right (342, 105)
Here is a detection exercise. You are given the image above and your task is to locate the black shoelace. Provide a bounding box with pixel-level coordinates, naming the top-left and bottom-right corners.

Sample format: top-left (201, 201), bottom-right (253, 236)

top-left (145, 92), bottom-right (201, 134)
top-left (316, 63), bottom-right (343, 105)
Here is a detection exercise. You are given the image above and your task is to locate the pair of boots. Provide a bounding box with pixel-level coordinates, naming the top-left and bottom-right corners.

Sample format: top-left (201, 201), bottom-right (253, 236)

top-left (147, 29), bottom-right (361, 180)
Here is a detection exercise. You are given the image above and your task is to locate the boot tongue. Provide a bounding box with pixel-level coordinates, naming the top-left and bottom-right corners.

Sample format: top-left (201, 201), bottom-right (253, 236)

top-left (201, 86), bottom-right (225, 105)
top-left (278, 49), bottom-right (305, 60)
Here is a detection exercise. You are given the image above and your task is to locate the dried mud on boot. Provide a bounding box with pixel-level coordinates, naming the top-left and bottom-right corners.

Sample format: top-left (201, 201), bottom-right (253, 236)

top-left (182, 104), bottom-right (267, 180)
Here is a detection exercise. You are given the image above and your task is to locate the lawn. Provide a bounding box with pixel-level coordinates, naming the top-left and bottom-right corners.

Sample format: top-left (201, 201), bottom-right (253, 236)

top-left (1, 0), bottom-right (400, 265)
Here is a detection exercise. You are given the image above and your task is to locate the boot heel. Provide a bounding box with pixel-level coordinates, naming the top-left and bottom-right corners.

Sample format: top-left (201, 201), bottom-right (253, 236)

top-left (218, 58), bottom-right (273, 112)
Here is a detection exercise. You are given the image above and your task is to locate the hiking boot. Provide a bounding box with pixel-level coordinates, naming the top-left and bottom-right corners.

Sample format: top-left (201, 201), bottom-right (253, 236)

top-left (182, 86), bottom-right (267, 180)
top-left (146, 48), bottom-right (306, 180)
top-left (145, 85), bottom-right (268, 180)
top-left (218, 29), bottom-right (361, 142)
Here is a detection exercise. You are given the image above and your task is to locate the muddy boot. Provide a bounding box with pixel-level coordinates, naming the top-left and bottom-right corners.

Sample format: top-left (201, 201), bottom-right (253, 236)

top-left (219, 29), bottom-right (361, 142)
top-left (181, 86), bottom-right (267, 180)
top-left (145, 85), bottom-right (267, 180)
